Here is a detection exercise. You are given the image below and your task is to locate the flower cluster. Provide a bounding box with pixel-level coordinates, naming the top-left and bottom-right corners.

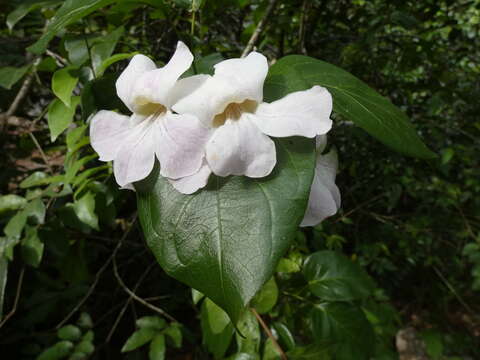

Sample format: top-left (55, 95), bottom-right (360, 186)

top-left (89, 42), bottom-right (340, 225)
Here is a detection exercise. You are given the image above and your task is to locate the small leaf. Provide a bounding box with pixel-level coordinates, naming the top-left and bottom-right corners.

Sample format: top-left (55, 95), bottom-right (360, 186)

top-left (27, 0), bottom-right (118, 54)
top-left (272, 322), bottom-right (295, 351)
top-left (73, 192), bottom-right (99, 230)
top-left (20, 172), bottom-right (64, 188)
top-left (287, 344), bottom-right (331, 360)
top-left (235, 310), bottom-right (260, 354)
top-left (37, 340), bottom-right (74, 360)
top-left (96, 52), bottom-right (138, 77)
top-left (420, 329), bottom-right (443, 360)
top-left (77, 313), bottom-right (93, 329)
top-left (6, 0), bottom-right (62, 30)
top-left (58, 325), bottom-right (82, 341)
top-left (122, 327), bottom-right (157, 353)
top-left (250, 277), bottom-right (278, 314)
top-left (52, 67), bottom-right (79, 107)
top-left (48, 97), bottom-right (80, 142)
top-left (0, 65), bottom-right (30, 90)
top-left (24, 198), bottom-right (46, 225)
top-left (164, 324), bottom-right (182, 348)
top-left (201, 298), bottom-right (235, 359)
top-left (136, 316), bottom-right (167, 330)
top-left (192, 288), bottom-right (205, 304)
top-left (263, 338), bottom-right (282, 360)
top-left (73, 340), bottom-right (94, 355)
top-left (149, 334), bottom-right (166, 360)
top-left (91, 27), bottom-right (124, 74)
top-left (4, 211), bottom-right (28, 240)
top-left (303, 251), bottom-right (375, 301)
top-left (265, 55), bottom-right (435, 159)
top-left (21, 226), bottom-right (44, 267)
top-left (0, 195), bottom-right (27, 216)
top-left (310, 303), bottom-right (374, 360)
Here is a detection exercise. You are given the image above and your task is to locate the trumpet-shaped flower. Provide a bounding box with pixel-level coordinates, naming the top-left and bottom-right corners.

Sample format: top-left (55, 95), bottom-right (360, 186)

top-left (170, 52), bottom-right (333, 194)
top-left (89, 42), bottom-right (210, 187)
top-left (301, 136), bottom-right (341, 227)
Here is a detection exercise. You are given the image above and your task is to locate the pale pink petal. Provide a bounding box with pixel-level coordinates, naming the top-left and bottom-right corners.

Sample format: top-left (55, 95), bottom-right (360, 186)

top-left (89, 110), bottom-right (131, 161)
top-left (113, 120), bottom-right (156, 187)
top-left (206, 116), bottom-right (276, 177)
top-left (155, 112), bottom-right (212, 179)
top-left (301, 147), bottom-right (341, 227)
top-left (252, 86), bottom-right (332, 138)
top-left (168, 162), bottom-right (212, 194)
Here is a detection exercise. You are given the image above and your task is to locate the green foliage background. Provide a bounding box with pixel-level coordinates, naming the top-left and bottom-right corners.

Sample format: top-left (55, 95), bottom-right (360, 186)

top-left (0, 0), bottom-right (479, 359)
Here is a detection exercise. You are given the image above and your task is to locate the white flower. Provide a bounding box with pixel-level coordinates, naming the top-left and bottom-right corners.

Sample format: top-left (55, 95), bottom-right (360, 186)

top-left (300, 135), bottom-right (341, 227)
top-left (170, 52), bottom-right (333, 194)
top-left (89, 41), bottom-right (211, 188)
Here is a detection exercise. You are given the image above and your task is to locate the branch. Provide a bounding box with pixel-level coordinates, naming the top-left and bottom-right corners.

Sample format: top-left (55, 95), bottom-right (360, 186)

top-left (55, 215), bottom-right (137, 329)
top-left (250, 308), bottom-right (287, 360)
top-left (0, 268), bottom-right (25, 329)
top-left (112, 255), bottom-right (178, 323)
top-left (241, 0), bottom-right (279, 58)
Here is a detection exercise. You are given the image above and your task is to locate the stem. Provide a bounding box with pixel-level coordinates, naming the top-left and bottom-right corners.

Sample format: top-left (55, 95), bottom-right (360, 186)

top-left (0, 268), bottom-right (25, 329)
top-left (241, 0), bottom-right (279, 57)
top-left (250, 308), bottom-right (287, 360)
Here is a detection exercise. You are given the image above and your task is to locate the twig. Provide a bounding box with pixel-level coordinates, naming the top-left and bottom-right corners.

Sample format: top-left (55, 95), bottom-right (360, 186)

top-left (241, 0), bottom-right (279, 57)
top-left (0, 268), bottom-right (25, 329)
top-left (250, 308), bottom-right (287, 360)
top-left (0, 69), bottom-right (35, 132)
top-left (298, 0), bottom-right (311, 54)
top-left (105, 262), bottom-right (156, 342)
top-left (112, 255), bottom-right (178, 323)
top-left (433, 266), bottom-right (475, 315)
top-left (28, 132), bottom-right (53, 174)
top-left (55, 215), bottom-right (137, 329)
top-left (45, 49), bottom-right (68, 66)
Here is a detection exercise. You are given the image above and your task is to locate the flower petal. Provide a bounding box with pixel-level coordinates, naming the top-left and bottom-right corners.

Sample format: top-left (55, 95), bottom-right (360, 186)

top-left (172, 52), bottom-right (268, 126)
top-left (252, 86), bottom-right (333, 138)
top-left (206, 116), bottom-right (276, 177)
top-left (89, 110), bottom-right (131, 161)
top-left (155, 112), bottom-right (212, 179)
top-left (301, 148), bottom-right (341, 227)
top-left (213, 51), bottom-right (268, 103)
top-left (168, 162), bottom-right (212, 194)
top-left (116, 54), bottom-right (156, 112)
top-left (133, 41), bottom-right (193, 110)
top-left (113, 120), bottom-right (156, 187)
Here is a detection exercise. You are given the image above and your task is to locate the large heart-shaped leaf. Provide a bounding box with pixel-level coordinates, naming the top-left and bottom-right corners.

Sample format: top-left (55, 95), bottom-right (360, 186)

top-left (136, 137), bottom-right (315, 323)
top-left (265, 55), bottom-right (435, 159)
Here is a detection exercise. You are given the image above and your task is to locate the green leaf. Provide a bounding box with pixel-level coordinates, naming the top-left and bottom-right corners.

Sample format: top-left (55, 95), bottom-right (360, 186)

top-left (420, 329), bottom-right (443, 360)
top-left (48, 97), bottom-right (80, 141)
top-left (21, 226), bottom-right (44, 267)
top-left (272, 322), bottom-right (295, 351)
top-left (4, 211), bottom-right (28, 240)
top-left (96, 52), bottom-right (138, 77)
top-left (136, 316), bottom-right (167, 330)
top-left (263, 338), bottom-right (282, 360)
top-left (58, 325), bottom-right (82, 341)
top-left (20, 171), bottom-right (64, 189)
top-left (310, 303), bottom-right (375, 360)
top-left (164, 324), bottom-right (182, 348)
top-left (0, 65), bottom-right (30, 90)
top-left (91, 27), bottom-right (124, 74)
top-left (192, 288), bottom-right (205, 304)
top-left (303, 251), bottom-right (375, 301)
top-left (265, 55), bottom-right (436, 159)
top-left (37, 340), bottom-right (74, 360)
top-left (27, 0), bottom-right (118, 54)
top-left (0, 195), bottom-right (27, 216)
top-left (73, 340), bottom-right (94, 355)
top-left (250, 277), bottom-right (278, 314)
top-left (73, 192), bottom-right (99, 230)
top-left (52, 67), bottom-right (79, 107)
top-left (235, 310), bottom-right (260, 354)
top-left (201, 298), bottom-right (235, 359)
top-left (287, 344), bottom-right (331, 360)
top-left (24, 198), bottom-right (46, 225)
top-left (121, 327), bottom-right (157, 352)
top-left (0, 256), bottom-right (7, 319)
top-left (77, 313), bottom-right (93, 329)
top-left (149, 334), bottom-right (166, 360)
top-left (137, 137), bottom-right (315, 323)
top-left (6, 0), bottom-right (62, 30)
